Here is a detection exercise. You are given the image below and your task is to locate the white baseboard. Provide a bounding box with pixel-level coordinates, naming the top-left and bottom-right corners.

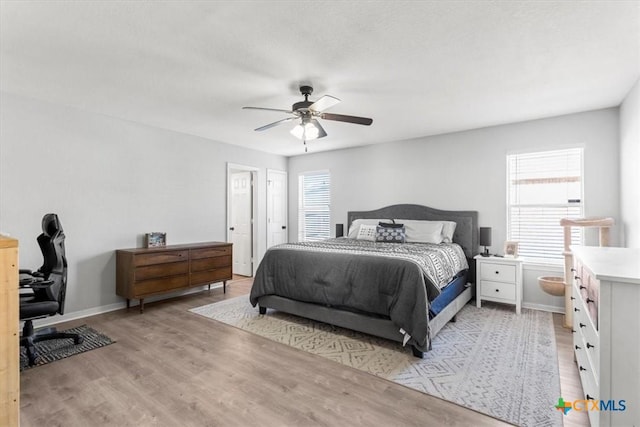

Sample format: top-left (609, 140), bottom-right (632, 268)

top-left (522, 302), bottom-right (565, 314)
top-left (28, 283), bottom-right (224, 328)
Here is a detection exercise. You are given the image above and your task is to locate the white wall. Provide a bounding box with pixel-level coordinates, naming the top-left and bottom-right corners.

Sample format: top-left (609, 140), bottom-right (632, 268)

top-left (288, 108), bottom-right (620, 311)
top-left (620, 77), bottom-right (640, 248)
top-left (0, 91), bottom-right (286, 317)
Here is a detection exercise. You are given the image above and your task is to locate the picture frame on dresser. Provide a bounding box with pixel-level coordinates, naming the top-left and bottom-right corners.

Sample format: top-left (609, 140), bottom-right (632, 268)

top-left (145, 232), bottom-right (167, 248)
top-left (503, 240), bottom-right (519, 258)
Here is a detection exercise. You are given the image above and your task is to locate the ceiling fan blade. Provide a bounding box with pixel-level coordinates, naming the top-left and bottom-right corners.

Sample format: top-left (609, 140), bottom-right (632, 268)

top-left (243, 106), bottom-right (293, 114)
top-left (320, 113), bottom-right (373, 126)
top-left (309, 95), bottom-right (341, 112)
top-left (254, 117), bottom-right (296, 131)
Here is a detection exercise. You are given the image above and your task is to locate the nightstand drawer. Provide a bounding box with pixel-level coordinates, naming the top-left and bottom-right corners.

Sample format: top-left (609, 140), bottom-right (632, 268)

top-left (480, 280), bottom-right (516, 301)
top-left (480, 263), bottom-right (516, 283)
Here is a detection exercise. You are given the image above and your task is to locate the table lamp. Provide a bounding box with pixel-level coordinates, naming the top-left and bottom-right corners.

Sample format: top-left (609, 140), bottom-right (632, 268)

top-left (480, 227), bottom-right (492, 257)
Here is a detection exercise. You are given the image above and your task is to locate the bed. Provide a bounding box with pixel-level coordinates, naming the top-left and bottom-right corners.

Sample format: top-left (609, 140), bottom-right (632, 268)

top-left (249, 204), bottom-right (478, 357)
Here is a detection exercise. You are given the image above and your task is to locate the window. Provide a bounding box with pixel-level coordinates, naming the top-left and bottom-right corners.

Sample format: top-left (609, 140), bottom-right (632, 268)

top-left (298, 171), bottom-right (330, 242)
top-left (507, 148), bottom-right (583, 262)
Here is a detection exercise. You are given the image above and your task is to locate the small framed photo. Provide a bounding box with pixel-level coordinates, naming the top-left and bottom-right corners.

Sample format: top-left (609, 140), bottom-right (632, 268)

top-left (504, 241), bottom-right (519, 258)
top-left (145, 232), bottom-right (166, 248)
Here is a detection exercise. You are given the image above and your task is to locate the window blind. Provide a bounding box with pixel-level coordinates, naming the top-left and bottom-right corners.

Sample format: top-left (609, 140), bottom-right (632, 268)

top-left (507, 148), bottom-right (583, 261)
top-left (298, 171), bottom-right (330, 242)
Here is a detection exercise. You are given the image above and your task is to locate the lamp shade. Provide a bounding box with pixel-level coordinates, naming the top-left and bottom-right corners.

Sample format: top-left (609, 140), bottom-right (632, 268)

top-left (290, 119), bottom-right (327, 141)
top-left (479, 227), bottom-right (492, 247)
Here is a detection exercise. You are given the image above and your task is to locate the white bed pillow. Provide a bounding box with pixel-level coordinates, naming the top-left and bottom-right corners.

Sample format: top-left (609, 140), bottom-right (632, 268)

top-left (395, 219), bottom-right (444, 244)
top-left (347, 219), bottom-right (388, 239)
top-left (356, 224), bottom-right (377, 241)
top-left (440, 221), bottom-right (457, 243)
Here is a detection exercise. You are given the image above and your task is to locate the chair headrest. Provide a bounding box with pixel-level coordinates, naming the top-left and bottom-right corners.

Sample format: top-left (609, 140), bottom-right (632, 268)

top-left (42, 213), bottom-right (63, 237)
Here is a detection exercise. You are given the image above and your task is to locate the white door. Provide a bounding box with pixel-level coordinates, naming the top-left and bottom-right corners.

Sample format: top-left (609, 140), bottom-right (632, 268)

top-left (267, 169), bottom-right (288, 248)
top-left (230, 171), bottom-right (253, 276)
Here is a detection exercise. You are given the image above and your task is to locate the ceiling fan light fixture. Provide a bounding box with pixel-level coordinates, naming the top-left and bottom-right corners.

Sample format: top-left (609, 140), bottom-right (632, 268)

top-left (291, 119), bottom-right (321, 140)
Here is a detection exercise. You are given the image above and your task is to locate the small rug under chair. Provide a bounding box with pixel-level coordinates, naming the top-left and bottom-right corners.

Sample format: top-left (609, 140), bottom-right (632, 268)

top-left (191, 297), bottom-right (562, 427)
top-left (20, 324), bottom-right (115, 371)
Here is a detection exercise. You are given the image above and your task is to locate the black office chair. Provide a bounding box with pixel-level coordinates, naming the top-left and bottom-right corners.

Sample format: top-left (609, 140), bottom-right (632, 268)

top-left (19, 214), bottom-right (83, 366)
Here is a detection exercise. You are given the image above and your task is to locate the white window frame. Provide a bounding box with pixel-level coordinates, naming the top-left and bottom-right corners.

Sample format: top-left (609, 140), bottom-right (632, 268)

top-left (506, 148), bottom-right (584, 263)
top-left (298, 170), bottom-right (331, 242)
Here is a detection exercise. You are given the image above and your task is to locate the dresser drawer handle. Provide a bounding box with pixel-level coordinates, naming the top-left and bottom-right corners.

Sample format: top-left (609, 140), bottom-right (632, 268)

top-left (586, 394), bottom-right (594, 400)
top-left (579, 366), bottom-right (587, 372)
top-left (586, 298), bottom-right (594, 304)
top-left (574, 275), bottom-right (581, 280)
top-left (579, 285), bottom-right (587, 290)
top-left (579, 323), bottom-right (587, 328)
top-left (574, 307), bottom-right (580, 312)
top-left (571, 329), bottom-right (576, 333)
top-left (586, 342), bottom-right (595, 349)
top-left (571, 268), bottom-right (576, 272)
top-left (575, 344), bottom-right (581, 350)
top-left (495, 289), bottom-right (500, 293)
top-left (495, 271), bottom-right (499, 275)
top-left (570, 296), bottom-right (575, 300)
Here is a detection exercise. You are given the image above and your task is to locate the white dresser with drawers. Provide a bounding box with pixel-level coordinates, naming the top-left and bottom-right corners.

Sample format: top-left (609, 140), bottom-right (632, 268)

top-left (475, 255), bottom-right (523, 314)
top-left (571, 246), bottom-right (640, 427)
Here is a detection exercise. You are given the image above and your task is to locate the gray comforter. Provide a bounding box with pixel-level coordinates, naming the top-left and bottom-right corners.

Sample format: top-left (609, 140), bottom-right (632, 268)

top-left (249, 238), bottom-right (468, 351)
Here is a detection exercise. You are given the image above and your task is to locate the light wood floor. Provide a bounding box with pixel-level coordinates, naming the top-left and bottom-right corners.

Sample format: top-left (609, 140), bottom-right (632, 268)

top-left (20, 278), bottom-right (588, 427)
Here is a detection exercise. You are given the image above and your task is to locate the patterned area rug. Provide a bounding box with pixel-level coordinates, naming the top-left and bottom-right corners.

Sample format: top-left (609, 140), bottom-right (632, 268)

top-left (190, 297), bottom-right (562, 427)
top-left (20, 324), bottom-right (115, 371)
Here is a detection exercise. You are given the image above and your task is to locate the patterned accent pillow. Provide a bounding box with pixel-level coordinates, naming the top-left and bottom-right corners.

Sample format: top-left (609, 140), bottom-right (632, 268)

top-left (376, 225), bottom-right (406, 243)
top-left (378, 221), bottom-right (404, 229)
top-left (356, 224), bottom-right (377, 241)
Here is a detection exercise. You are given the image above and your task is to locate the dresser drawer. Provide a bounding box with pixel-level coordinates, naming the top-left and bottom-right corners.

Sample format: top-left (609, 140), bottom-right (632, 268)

top-left (191, 255), bottom-right (232, 272)
top-left (480, 280), bottom-right (516, 301)
top-left (135, 261), bottom-right (189, 281)
top-left (480, 263), bottom-right (516, 283)
top-left (134, 250), bottom-right (189, 267)
top-left (132, 275), bottom-right (189, 296)
top-left (191, 267), bottom-right (232, 286)
top-left (191, 246), bottom-right (232, 259)
top-left (573, 299), bottom-right (600, 379)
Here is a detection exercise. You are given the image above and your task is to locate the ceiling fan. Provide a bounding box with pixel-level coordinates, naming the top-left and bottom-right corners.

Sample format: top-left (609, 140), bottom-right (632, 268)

top-left (243, 85), bottom-right (373, 149)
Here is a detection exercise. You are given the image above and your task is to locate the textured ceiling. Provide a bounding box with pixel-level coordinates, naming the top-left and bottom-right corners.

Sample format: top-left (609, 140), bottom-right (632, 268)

top-left (1, 1), bottom-right (639, 156)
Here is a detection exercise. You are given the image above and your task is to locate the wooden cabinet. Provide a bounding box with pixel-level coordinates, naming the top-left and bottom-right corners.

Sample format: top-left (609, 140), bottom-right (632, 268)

top-left (0, 236), bottom-right (19, 427)
top-left (571, 246), bottom-right (640, 427)
top-left (116, 242), bottom-right (232, 312)
top-left (474, 255), bottom-right (523, 314)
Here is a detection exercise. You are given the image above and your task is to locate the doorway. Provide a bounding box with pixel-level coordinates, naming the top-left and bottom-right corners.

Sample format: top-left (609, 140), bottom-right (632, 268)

top-left (227, 163), bottom-right (258, 277)
top-left (267, 169), bottom-right (288, 248)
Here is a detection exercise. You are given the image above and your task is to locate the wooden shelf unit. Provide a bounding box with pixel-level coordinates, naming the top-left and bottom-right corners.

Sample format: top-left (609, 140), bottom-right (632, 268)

top-left (0, 235), bottom-right (19, 427)
top-left (116, 241), bottom-right (232, 312)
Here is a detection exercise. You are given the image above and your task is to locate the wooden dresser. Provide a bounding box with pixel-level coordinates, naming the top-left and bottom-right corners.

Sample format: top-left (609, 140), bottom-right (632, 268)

top-left (0, 235), bottom-right (19, 427)
top-left (116, 241), bottom-right (232, 312)
top-left (571, 246), bottom-right (640, 427)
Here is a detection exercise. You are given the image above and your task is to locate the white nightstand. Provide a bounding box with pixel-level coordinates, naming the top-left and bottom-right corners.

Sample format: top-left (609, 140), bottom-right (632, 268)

top-left (474, 254), bottom-right (524, 314)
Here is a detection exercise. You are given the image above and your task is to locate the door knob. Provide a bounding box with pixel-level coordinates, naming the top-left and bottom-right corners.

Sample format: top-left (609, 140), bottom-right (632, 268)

top-left (282, 226), bottom-right (287, 229)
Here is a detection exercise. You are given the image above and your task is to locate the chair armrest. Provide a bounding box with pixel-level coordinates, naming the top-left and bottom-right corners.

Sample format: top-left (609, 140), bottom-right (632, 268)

top-left (28, 280), bottom-right (54, 289)
top-left (19, 269), bottom-right (33, 275)
top-left (19, 277), bottom-right (53, 289)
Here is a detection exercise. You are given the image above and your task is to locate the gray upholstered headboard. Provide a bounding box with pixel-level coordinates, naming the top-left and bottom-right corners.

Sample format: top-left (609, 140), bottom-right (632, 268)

top-left (347, 204), bottom-right (479, 259)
